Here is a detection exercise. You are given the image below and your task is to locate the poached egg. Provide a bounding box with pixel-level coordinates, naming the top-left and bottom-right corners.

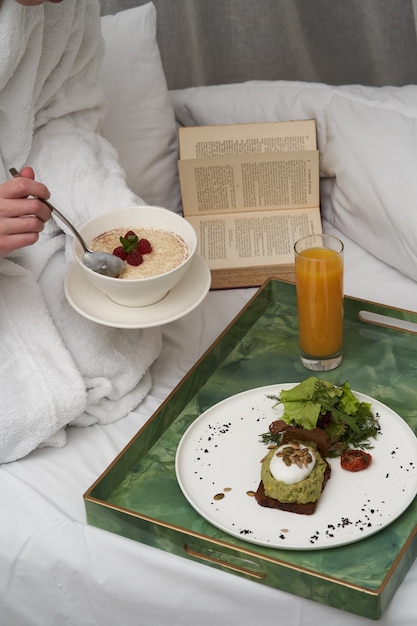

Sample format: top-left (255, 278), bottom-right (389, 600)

top-left (269, 443), bottom-right (316, 485)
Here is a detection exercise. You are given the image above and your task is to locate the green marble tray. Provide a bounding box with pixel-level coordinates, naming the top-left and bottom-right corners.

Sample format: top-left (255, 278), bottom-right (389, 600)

top-left (84, 280), bottom-right (417, 620)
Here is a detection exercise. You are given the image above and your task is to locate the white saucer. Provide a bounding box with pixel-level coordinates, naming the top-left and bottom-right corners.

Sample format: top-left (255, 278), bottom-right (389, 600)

top-left (64, 254), bottom-right (211, 328)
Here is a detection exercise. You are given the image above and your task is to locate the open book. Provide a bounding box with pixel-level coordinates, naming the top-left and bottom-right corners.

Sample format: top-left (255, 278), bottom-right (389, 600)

top-left (178, 120), bottom-right (322, 288)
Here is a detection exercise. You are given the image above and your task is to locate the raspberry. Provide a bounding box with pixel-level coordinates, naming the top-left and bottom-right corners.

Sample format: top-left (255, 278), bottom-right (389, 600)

top-left (138, 238), bottom-right (152, 254)
top-left (124, 230), bottom-right (137, 238)
top-left (126, 249), bottom-right (143, 266)
top-left (112, 246), bottom-right (128, 260)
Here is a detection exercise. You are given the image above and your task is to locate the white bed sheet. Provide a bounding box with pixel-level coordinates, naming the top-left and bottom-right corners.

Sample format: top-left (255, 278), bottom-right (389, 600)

top-left (1, 222), bottom-right (416, 626)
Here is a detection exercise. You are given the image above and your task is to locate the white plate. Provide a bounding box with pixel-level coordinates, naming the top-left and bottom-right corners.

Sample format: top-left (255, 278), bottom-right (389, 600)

top-left (175, 384), bottom-right (417, 550)
top-left (64, 254), bottom-right (211, 328)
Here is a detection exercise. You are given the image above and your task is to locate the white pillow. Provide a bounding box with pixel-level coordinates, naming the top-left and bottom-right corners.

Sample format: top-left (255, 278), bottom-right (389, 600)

top-left (100, 3), bottom-right (181, 214)
top-left (171, 81), bottom-right (417, 281)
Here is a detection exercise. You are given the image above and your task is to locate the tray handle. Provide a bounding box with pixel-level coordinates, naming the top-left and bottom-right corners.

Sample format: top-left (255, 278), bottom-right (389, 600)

top-left (358, 310), bottom-right (417, 334)
top-left (184, 543), bottom-right (267, 580)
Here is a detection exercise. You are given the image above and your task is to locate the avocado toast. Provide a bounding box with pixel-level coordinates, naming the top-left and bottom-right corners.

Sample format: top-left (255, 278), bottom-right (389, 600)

top-left (255, 377), bottom-right (380, 515)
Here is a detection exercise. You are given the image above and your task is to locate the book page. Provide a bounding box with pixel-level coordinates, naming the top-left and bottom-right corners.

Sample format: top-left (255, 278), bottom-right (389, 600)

top-left (179, 151), bottom-right (319, 216)
top-left (179, 120), bottom-right (317, 159)
top-left (187, 207), bottom-right (322, 269)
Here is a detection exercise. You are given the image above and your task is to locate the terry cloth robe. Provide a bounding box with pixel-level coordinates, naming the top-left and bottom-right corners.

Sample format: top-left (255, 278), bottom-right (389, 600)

top-left (0, 0), bottom-right (162, 463)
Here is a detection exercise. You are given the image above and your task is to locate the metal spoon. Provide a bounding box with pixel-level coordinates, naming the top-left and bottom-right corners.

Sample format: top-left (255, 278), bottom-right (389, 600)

top-left (9, 168), bottom-right (125, 277)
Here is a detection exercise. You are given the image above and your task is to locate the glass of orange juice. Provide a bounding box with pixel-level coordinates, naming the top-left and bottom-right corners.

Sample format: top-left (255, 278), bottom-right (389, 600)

top-left (294, 233), bottom-right (344, 371)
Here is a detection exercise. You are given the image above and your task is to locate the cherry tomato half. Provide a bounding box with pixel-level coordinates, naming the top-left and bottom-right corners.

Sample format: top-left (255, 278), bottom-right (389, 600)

top-left (340, 449), bottom-right (372, 472)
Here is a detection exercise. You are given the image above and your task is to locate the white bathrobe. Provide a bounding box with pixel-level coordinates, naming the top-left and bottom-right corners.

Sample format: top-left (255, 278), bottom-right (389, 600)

top-left (0, 0), bottom-right (162, 462)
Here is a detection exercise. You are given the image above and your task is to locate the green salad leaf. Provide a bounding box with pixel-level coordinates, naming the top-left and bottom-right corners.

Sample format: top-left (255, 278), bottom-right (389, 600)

top-left (266, 377), bottom-right (380, 453)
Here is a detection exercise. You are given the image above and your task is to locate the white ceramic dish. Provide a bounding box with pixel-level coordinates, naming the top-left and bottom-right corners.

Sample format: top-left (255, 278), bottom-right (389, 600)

top-left (64, 254), bottom-right (211, 328)
top-left (175, 383), bottom-right (417, 550)
top-left (73, 206), bottom-right (198, 307)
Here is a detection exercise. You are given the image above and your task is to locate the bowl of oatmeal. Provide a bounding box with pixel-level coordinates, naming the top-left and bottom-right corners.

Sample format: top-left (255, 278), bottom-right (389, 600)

top-left (73, 206), bottom-right (198, 307)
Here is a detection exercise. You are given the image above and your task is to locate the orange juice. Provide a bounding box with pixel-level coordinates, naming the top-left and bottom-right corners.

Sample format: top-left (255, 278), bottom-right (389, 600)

top-left (295, 246), bottom-right (343, 358)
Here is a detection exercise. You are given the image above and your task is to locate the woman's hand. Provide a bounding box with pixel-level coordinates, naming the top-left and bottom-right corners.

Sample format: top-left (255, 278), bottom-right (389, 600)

top-left (0, 166), bottom-right (51, 257)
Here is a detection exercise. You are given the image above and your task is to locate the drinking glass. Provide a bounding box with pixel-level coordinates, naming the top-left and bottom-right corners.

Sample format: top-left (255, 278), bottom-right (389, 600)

top-left (294, 233), bottom-right (344, 371)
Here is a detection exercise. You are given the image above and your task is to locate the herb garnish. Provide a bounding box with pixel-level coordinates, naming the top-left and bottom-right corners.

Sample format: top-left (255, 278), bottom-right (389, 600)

top-left (264, 377), bottom-right (380, 455)
top-left (119, 232), bottom-right (139, 254)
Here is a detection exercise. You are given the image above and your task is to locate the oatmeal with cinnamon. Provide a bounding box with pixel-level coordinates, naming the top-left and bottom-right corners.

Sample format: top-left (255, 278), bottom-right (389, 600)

top-left (90, 227), bottom-right (188, 279)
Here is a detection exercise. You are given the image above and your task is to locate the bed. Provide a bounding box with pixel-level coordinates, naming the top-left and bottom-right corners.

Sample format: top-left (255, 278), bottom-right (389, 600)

top-left (1, 3), bottom-right (417, 625)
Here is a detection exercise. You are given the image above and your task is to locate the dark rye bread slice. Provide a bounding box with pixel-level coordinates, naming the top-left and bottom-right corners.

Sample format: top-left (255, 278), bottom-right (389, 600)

top-left (254, 460), bottom-right (331, 515)
top-left (269, 420), bottom-right (330, 458)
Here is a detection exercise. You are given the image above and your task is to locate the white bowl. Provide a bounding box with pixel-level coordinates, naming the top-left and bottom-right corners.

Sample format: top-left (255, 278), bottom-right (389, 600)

top-left (73, 206), bottom-right (197, 307)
